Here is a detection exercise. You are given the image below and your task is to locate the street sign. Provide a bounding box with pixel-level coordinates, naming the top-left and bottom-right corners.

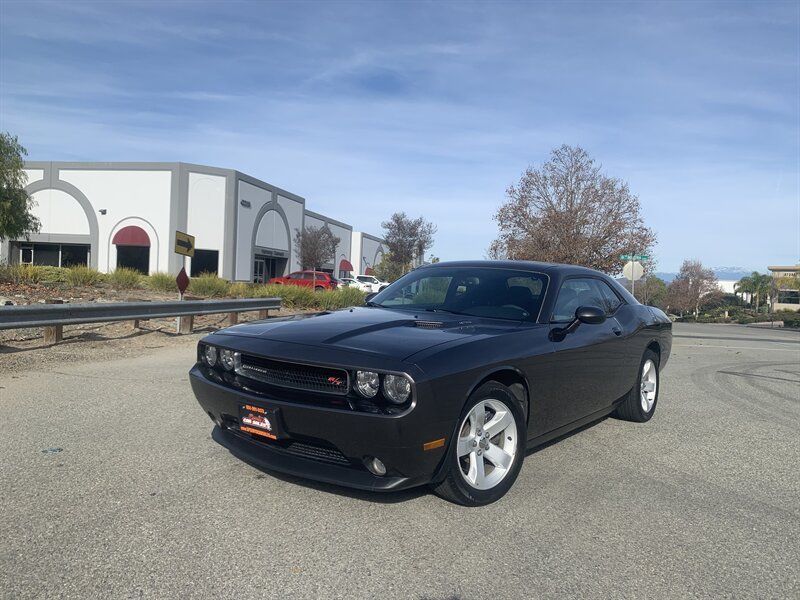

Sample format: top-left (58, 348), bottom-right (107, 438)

top-left (623, 260), bottom-right (645, 281)
top-left (620, 254), bottom-right (649, 261)
top-left (176, 267), bottom-right (190, 295)
top-left (174, 231), bottom-right (195, 257)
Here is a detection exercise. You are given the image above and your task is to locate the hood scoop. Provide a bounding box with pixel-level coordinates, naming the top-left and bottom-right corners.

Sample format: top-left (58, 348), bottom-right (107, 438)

top-left (414, 320), bottom-right (445, 329)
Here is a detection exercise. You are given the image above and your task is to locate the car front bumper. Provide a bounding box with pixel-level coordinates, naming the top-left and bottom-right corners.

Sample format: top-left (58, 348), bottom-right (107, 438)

top-left (189, 365), bottom-right (454, 492)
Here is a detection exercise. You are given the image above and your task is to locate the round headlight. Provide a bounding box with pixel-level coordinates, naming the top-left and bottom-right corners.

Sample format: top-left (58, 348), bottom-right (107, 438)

top-left (220, 349), bottom-right (235, 371)
top-left (355, 371), bottom-right (380, 398)
top-left (202, 345), bottom-right (217, 367)
top-left (383, 374), bottom-right (411, 404)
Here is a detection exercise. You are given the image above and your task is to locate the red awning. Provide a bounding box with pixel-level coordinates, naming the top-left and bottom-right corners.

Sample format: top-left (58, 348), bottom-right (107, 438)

top-left (364, 267), bottom-right (375, 276)
top-left (339, 259), bottom-right (354, 272)
top-left (112, 225), bottom-right (150, 247)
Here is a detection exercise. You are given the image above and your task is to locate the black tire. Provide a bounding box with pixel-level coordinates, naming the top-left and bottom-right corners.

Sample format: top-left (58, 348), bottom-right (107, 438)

top-left (314, 286), bottom-right (324, 292)
top-left (431, 381), bottom-right (527, 506)
top-left (614, 349), bottom-right (660, 422)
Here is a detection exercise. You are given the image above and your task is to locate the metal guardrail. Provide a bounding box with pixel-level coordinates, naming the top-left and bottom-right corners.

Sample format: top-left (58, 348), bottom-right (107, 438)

top-left (0, 297), bottom-right (282, 346)
top-left (0, 298), bottom-right (281, 330)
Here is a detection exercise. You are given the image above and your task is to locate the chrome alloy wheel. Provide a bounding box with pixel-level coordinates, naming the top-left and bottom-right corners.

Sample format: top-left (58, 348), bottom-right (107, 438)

top-left (456, 399), bottom-right (518, 490)
top-left (640, 359), bottom-right (657, 413)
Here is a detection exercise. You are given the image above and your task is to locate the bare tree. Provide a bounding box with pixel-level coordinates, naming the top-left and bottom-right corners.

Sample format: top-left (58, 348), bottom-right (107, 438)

top-left (381, 212), bottom-right (437, 273)
top-left (489, 145), bottom-right (656, 274)
top-left (667, 259), bottom-right (718, 317)
top-left (294, 225), bottom-right (340, 271)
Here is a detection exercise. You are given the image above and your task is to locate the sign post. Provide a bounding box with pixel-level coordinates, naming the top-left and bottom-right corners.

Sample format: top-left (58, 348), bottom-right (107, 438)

top-left (174, 231), bottom-right (195, 333)
top-left (621, 254), bottom-right (649, 298)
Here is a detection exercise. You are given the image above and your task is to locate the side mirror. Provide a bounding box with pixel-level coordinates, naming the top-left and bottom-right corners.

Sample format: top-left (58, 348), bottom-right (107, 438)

top-left (575, 305), bottom-right (606, 325)
top-left (551, 305), bottom-right (606, 340)
top-left (364, 292), bottom-right (378, 304)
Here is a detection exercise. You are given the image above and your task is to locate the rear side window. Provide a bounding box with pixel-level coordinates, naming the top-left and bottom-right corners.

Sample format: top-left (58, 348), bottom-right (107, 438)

top-left (552, 278), bottom-right (609, 322)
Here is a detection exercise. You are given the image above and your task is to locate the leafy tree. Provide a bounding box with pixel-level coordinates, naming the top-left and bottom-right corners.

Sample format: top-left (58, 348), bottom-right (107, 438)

top-left (294, 225), bottom-right (340, 271)
top-left (373, 253), bottom-right (406, 283)
top-left (489, 145), bottom-right (656, 274)
top-left (667, 260), bottom-right (718, 317)
top-left (0, 133), bottom-right (40, 242)
top-left (621, 275), bottom-right (667, 308)
top-left (736, 272), bottom-right (774, 313)
top-left (381, 212), bottom-right (437, 273)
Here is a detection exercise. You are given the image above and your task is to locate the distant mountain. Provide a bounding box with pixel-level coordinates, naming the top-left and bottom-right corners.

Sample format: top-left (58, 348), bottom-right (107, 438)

top-left (653, 267), bottom-right (753, 284)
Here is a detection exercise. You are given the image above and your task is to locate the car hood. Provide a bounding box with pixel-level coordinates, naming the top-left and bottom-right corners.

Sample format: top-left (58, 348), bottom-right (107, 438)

top-left (219, 307), bottom-right (520, 361)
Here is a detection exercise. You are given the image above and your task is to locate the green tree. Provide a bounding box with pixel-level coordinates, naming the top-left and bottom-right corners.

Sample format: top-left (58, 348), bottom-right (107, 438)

top-left (381, 212), bottom-right (437, 274)
top-left (0, 133), bottom-right (40, 242)
top-left (736, 272), bottom-right (773, 314)
top-left (373, 253), bottom-right (405, 283)
top-left (621, 275), bottom-right (667, 308)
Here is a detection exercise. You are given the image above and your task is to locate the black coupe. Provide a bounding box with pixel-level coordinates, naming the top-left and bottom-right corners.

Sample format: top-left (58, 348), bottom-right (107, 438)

top-left (190, 261), bottom-right (672, 505)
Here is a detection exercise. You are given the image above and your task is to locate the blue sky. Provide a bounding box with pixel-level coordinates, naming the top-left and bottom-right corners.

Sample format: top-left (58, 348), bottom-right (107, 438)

top-left (1, 0), bottom-right (797, 273)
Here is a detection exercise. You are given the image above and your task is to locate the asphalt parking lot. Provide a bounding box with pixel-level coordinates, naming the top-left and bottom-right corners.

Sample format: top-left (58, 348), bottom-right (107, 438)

top-left (1, 323), bottom-right (798, 599)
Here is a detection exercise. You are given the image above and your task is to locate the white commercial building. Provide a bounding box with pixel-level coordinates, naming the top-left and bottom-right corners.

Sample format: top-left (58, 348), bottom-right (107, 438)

top-left (1, 162), bottom-right (385, 282)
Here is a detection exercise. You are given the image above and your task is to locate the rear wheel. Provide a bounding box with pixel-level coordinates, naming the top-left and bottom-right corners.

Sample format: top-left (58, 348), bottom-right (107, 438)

top-left (314, 285), bottom-right (324, 292)
top-left (614, 349), bottom-right (660, 422)
top-left (432, 382), bottom-right (526, 506)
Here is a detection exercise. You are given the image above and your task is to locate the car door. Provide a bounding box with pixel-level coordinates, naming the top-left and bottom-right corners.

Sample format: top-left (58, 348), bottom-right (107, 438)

top-left (546, 277), bottom-right (629, 428)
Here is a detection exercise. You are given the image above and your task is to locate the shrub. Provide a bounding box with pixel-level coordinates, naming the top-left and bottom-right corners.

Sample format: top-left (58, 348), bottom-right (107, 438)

top-left (188, 272), bottom-right (230, 298)
top-left (147, 271), bottom-right (177, 293)
top-left (0, 264), bottom-right (39, 284)
top-left (318, 286), bottom-right (366, 310)
top-left (108, 268), bottom-right (143, 290)
top-left (36, 266), bottom-right (70, 283)
top-left (228, 282), bottom-right (256, 298)
top-left (66, 265), bottom-right (101, 287)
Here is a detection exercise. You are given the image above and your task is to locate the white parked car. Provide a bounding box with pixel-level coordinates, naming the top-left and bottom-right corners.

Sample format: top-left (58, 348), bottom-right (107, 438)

top-left (356, 274), bottom-right (389, 292)
top-left (339, 277), bottom-right (372, 292)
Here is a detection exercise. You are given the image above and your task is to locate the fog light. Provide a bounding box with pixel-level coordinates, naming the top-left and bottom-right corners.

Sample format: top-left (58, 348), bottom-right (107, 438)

top-left (364, 456), bottom-right (387, 476)
top-left (220, 349), bottom-right (235, 371)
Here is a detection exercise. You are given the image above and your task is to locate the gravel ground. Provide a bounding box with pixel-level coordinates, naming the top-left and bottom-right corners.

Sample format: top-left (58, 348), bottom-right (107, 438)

top-left (1, 323), bottom-right (798, 599)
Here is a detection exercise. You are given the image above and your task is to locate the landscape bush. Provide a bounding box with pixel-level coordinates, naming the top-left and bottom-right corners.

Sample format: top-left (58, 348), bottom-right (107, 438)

top-left (107, 267), bottom-right (143, 290)
top-left (188, 272), bottom-right (231, 298)
top-left (147, 271), bottom-right (177, 293)
top-left (65, 265), bottom-right (102, 286)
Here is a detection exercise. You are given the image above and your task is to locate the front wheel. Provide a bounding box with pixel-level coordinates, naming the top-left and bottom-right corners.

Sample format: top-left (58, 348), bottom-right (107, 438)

top-left (314, 286), bottom-right (324, 292)
top-left (614, 349), bottom-right (660, 422)
top-left (431, 382), bottom-right (526, 506)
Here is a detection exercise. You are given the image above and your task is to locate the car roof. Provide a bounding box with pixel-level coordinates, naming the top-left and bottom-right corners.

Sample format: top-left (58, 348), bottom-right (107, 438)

top-left (416, 259), bottom-right (608, 277)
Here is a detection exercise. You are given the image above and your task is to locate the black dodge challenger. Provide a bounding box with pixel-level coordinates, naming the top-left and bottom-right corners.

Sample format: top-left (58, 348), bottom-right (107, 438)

top-left (190, 260), bottom-right (672, 505)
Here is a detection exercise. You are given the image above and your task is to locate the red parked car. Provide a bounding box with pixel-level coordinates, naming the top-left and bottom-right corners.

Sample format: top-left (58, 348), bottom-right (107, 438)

top-left (268, 270), bottom-right (338, 291)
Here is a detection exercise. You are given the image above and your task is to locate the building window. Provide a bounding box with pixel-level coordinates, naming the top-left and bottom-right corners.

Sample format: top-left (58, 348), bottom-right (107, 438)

top-left (190, 249), bottom-right (219, 277)
top-left (20, 245), bottom-right (33, 264)
top-left (116, 246), bottom-right (150, 274)
top-left (777, 291), bottom-right (800, 305)
top-left (60, 244), bottom-right (89, 268)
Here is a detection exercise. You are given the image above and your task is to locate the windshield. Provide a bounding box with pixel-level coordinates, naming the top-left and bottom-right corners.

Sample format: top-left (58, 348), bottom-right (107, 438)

top-left (370, 267), bottom-right (548, 322)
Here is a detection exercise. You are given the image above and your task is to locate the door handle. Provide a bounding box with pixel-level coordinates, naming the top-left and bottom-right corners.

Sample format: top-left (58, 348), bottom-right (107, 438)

top-left (612, 327), bottom-right (622, 336)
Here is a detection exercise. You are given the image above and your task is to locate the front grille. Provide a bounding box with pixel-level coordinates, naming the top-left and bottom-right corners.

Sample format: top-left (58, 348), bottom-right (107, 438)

top-left (236, 354), bottom-right (349, 395)
top-left (283, 441), bottom-right (351, 466)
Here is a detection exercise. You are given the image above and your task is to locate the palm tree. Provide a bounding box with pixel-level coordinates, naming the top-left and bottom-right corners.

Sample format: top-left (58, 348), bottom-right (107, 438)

top-left (738, 272), bottom-right (774, 313)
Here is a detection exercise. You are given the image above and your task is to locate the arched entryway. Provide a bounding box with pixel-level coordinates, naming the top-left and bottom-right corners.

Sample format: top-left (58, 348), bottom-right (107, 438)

top-left (113, 225), bottom-right (150, 274)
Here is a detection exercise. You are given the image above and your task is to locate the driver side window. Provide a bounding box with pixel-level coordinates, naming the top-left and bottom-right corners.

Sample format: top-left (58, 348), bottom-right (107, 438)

top-left (551, 278), bottom-right (607, 322)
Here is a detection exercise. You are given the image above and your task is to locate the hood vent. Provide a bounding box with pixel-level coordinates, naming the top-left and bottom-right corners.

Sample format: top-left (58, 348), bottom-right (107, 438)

top-left (414, 320), bottom-right (444, 329)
